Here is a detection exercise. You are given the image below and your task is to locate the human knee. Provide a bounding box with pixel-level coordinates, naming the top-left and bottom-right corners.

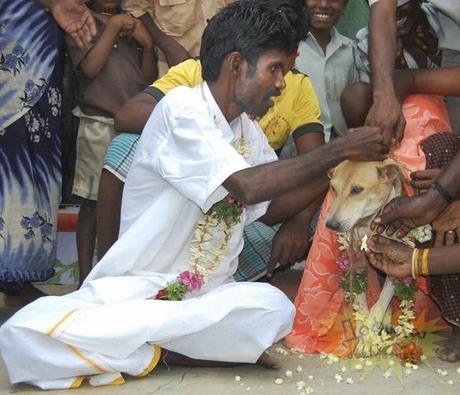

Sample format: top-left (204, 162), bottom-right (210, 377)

top-left (341, 82), bottom-right (372, 128)
top-left (0, 320), bottom-right (19, 355)
top-left (265, 286), bottom-right (296, 325)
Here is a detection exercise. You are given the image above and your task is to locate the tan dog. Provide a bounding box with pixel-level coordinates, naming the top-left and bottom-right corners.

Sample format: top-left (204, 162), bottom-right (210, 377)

top-left (326, 159), bottom-right (407, 356)
top-left (326, 158), bottom-right (405, 235)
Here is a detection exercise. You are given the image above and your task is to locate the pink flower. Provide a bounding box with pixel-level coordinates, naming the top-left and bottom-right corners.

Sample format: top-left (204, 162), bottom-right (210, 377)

top-left (178, 271), bottom-right (204, 292)
top-left (337, 253), bottom-right (351, 272)
top-left (402, 277), bottom-right (413, 286)
top-left (227, 195), bottom-right (236, 205)
top-left (155, 289), bottom-right (168, 300)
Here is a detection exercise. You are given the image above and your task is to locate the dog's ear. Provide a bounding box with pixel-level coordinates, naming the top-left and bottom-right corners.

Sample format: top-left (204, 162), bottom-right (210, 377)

top-left (376, 163), bottom-right (402, 182)
top-left (327, 166), bottom-right (335, 179)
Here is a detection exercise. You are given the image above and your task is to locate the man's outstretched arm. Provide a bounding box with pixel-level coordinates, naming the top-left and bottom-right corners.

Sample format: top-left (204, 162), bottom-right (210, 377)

top-left (224, 127), bottom-right (388, 206)
top-left (365, 0), bottom-right (405, 144)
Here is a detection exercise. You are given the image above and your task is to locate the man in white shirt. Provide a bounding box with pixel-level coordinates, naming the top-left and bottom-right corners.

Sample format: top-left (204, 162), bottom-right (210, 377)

top-left (0, 1), bottom-right (388, 390)
top-left (366, 0), bottom-right (460, 141)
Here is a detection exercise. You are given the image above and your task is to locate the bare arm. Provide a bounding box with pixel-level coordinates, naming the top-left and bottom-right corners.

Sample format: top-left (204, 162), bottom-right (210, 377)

top-left (139, 13), bottom-right (190, 67)
top-left (38, 0), bottom-right (96, 50)
top-left (140, 45), bottom-right (157, 83)
top-left (260, 131), bottom-right (327, 277)
top-left (365, 0), bottom-right (405, 144)
top-left (114, 93), bottom-right (157, 133)
top-left (369, 0), bottom-right (397, 98)
top-left (224, 127), bottom-right (388, 206)
top-left (261, 132), bottom-right (327, 224)
top-left (131, 19), bottom-right (158, 83)
top-left (79, 14), bottom-right (135, 78)
top-left (395, 67), bottom-right (460, 99)
top-left (426, 245), bottom-right (460, 275)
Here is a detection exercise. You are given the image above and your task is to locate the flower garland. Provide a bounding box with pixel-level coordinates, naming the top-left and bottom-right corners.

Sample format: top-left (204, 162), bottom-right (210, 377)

top-left (155, 194), bottom-right (245, 301)
top-left (155, 115), bottom-right (249, 301)
top-left (190, 195), bottom-right (244, 279)
top-left (336, 225), bottom-right (431, 361)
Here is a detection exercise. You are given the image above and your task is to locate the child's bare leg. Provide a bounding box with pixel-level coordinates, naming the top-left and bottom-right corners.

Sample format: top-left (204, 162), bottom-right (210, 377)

top-left (438, 325), bottom-right (460, 362)
top-left (76, 198), bottom-right (97, 286)
top-left (161, 349), bottom-right (280, 369)
top-left (96, 169), bottom-right (123, 260)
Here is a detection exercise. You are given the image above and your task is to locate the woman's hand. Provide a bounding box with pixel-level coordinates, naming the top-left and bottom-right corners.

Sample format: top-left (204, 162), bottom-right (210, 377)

top-left (49, 0), bottom-right (96, 50)
top-left (366, 236), bottom-right (412, 278)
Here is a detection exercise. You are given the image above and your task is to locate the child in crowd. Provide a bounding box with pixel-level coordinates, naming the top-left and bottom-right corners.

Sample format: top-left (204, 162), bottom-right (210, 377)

top-left (66, 0), bottom-right (157, 285)
top-left (295, 0), bottom-right (358, 142)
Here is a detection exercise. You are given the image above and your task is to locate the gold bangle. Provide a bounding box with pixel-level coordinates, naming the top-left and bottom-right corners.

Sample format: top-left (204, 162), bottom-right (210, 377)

top-left (411, 248), bottom-right (420, 280)
top-left (415, 248), bottom-right (421, 278)
top-left (422, 248), bottom-right (430, 276)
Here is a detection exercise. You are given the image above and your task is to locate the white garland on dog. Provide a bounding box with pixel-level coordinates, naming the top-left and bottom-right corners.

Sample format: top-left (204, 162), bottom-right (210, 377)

top-left (337, 224), bottom-right (432, 357)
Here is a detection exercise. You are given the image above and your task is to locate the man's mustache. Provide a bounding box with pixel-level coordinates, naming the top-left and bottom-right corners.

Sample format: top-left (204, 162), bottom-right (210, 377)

top-left (264, 89), bottom-right (281, 100)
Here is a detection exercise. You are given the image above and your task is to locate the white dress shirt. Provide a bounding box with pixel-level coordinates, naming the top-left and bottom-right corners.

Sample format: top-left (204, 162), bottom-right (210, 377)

top-left (295, 29), bottom-right (358, 139)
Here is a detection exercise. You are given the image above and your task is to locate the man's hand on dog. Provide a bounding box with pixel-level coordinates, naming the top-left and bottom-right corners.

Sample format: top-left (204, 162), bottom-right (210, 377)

top-left (341, 126), bottom-right (390, 162)
top-left (366, 236), bottom-right (412, 278)
top-left (372, 189), bottom-right (448, 238)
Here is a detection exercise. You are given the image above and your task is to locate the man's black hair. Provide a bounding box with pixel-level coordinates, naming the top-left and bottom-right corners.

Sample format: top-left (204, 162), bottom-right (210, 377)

top-left (200, 0), bottom-right (310, 82)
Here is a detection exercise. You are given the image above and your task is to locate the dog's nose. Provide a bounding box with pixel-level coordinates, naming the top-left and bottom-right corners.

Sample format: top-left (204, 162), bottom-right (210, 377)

top-left (326, 219), bottom-right (341, 232)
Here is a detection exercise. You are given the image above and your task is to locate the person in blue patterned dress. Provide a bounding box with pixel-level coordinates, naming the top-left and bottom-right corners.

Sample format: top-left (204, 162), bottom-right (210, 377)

top-left (0, 0), bottom-right (95, 305)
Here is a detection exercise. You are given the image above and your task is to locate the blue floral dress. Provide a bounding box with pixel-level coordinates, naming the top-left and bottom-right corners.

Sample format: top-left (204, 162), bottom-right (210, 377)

top-left (0, 0), bottom-right (62, 291)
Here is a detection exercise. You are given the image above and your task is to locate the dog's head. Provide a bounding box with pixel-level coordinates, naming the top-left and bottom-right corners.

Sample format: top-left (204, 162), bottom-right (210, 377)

top-left (326, 159), bottom-right (404, 233)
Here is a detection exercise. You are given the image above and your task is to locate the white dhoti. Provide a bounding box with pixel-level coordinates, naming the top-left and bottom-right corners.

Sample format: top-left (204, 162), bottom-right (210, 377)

top-left (0, 84), bottom-right (293, 389)
top-left (0, 277), bottom-right (293, 389)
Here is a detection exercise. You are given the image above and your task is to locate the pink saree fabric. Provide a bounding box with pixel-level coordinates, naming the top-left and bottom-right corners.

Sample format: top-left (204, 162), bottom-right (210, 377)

top-left (285, 95), bottom-right (452, 356)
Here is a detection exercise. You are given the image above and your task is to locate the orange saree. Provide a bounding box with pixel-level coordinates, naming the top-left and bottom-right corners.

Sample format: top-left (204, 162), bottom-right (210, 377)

top-left (285, 95), bottom-right (452, 356)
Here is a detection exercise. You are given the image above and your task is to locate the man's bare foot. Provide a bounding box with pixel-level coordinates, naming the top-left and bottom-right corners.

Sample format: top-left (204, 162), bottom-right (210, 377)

top-left (159, 349), bottom-right (280, 369)
top-left (256, 352), bottom-right (281, 369)
top-left (437, 326), bottom-right (460, 362)
top-left (161, 349), bottom-right (238, 367)
top-left (3, 283), bottom-right (46, 307)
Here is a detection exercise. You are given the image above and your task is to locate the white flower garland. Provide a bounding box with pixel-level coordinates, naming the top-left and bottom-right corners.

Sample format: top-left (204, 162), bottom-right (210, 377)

top-left (189, 115), bottom-right (250, 281)
top-left (337, 225), bottom-right (431, 357)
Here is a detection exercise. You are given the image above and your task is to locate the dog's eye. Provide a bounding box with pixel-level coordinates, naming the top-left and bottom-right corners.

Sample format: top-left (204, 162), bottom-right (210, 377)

top-left (330, 185), bottom-right (337, 194)
top-left (350, 186), bottom-right (364, 195)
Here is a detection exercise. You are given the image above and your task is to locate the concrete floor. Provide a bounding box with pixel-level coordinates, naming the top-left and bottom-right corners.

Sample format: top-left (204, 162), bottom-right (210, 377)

top-left (0, 276), bottom-right (459, 394)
